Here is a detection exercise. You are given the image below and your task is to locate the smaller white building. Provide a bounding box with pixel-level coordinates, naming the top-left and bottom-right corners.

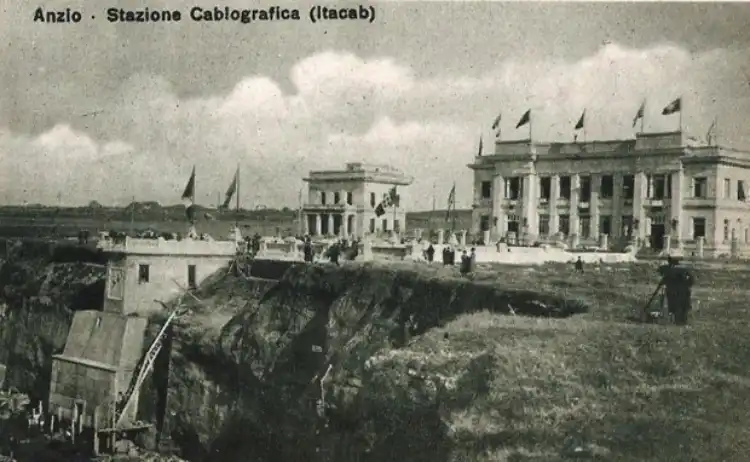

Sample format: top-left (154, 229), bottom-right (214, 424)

top-left (303, 162), bottom-right (413, 239)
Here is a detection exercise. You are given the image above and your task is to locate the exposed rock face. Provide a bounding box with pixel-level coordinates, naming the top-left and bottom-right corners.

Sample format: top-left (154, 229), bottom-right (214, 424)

top-left (0, 241), bottom-right (588, 462)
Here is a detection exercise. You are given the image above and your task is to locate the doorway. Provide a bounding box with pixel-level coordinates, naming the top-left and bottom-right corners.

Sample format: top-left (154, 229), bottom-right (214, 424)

top-left (188, 265), bottom-right (197, 290)
top-left (650, 223), bottom-right (665, 250)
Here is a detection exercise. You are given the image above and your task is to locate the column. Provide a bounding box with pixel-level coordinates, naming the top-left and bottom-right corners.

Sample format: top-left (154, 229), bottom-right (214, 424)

top-left (570, 174), bottom-right (580, 236)
top-left (633, 172), bottom-right (647, 242)
top-left (314, 214), bottom-right (322, 236)
top-left (303, 213), bottom-right (309, 235)
top-left (612, 174), bottom-right (622, 238)
top-left (492, 175), bottom-right (505, 241)
top-left (342, 213), bottom-right (348, 236)
top-left (522, 174), bottom-right (537, 239)
top-left (590, 174), bottom-right (600, 239)
top-left (549, 175), bottom-right (560, 237)
top-left (327, 214), bottom-right (334, 236)
top-left (670, 169), bottom-right (684, 246)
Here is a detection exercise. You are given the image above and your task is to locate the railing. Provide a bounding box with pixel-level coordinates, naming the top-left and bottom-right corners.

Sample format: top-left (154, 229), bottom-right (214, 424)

top-left (97, 237), bottom-right (237, 256)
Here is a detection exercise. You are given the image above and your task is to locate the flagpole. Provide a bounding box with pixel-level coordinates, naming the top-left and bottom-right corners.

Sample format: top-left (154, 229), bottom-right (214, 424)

top-left (431, 181), bottom-right (436, 228)
top-left (130, 195), bottom-right (135, 235)
top-left (679, 95), bottom-right (683, 134)
top-left (641, 100), bottom-right (646, 134)
top-left (393, 187), bottom-right (398, 237)
top-left (451, 182), bottom-right (456, 232)
top-left (298, 187), bottom-right (303, 237)
top-left (528, 110), bottom-right (533, 141)
top-left (235, 164), bottom-right (240, 227)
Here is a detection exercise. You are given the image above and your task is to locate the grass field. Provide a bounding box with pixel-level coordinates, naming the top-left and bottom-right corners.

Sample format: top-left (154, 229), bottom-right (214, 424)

top-left (370, 260), bottom-right (750, 461)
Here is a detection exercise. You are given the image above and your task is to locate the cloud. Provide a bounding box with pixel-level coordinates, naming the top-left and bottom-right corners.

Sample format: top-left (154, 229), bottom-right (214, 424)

top-left (0, 43), bottom-right (749, 209)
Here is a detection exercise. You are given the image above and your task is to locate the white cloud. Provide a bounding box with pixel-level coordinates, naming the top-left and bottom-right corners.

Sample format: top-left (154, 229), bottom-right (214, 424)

top-left (0, 43), bottom-right (749, 209)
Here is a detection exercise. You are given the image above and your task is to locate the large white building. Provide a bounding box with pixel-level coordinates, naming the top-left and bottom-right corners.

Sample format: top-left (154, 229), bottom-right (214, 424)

top-left (302, 162), bottom-right (413, 238)
top-left (468, 131), bottom-right (750, 256)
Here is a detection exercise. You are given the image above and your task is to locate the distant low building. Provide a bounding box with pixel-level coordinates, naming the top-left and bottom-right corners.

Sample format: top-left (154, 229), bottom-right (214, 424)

top-left (468, 131), bottom-right (750, 257)
top-left (303, 163), bottom-right (413, 238)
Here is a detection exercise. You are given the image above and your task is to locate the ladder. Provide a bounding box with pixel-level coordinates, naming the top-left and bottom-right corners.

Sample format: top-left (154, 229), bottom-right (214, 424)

top-left (113, 294), bottom-right (185, 429)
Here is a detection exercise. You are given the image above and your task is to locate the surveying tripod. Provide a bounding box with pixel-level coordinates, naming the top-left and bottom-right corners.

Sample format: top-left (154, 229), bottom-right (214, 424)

top-left (641, 276), bottom-right (675, 324)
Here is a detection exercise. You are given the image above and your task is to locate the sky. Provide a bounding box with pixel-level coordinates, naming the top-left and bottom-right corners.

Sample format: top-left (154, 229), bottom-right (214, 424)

top-left (1, 1), bottom-right (750, 210)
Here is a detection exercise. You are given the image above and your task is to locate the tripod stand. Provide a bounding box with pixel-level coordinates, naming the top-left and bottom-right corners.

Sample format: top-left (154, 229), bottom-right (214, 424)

top-left (641, 278), bottom-right (671, 324)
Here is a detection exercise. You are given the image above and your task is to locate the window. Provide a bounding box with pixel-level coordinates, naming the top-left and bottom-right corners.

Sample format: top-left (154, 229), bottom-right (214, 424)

top-left (560, 176), bottom-right (571, 199)
top-left (138, 264), bottom-right (150, 284)
top-left (623, 175), bottom-right (635, 199)
top-left (693, 177), bottom-right (707, 198)
top-left (382, 219), bottom-right (388, 231)
top-left (506, 177), bottom-right (522, 199)
top-left (370, 192), bottom-right (376, 207)
top-left (347, 192), bottom-right (353, 205)
top-left (692, 217), bottom-right (706, 238)
top-left (559, 214), bottom-right (570, 235)
top-left (538, 215), bottom-right (549, 236)
top-left (600, 215), bottom-right (612, 236)
top-left (481, 181), bottom-right (492, 199)
top-left (739, 181), bottom-right (746, 201)
top-left (724, 219), bottom-right (730, 242)
top-left (580, 176), bottom-right (591, 202)
top-left (188, 265), bottom-right (197, 289)
top-left (723, 178), bottom-right (731, 199)
top-left (369, 218), bottom-right (375, 233)
top-left (579, 216), bottom-right (591, 238)
top-left (650, 174), bottom-right (670, 199)
top-left (539, 177), bottom-right (551, 200)
top-left (600, 175), bottom-right (614, 199)
top-left (334, 192), bottom-right (340, 204)
top-left (477, 214), bottom-right (492, 232)
top-left (321, 192), bottom-right (327, 205)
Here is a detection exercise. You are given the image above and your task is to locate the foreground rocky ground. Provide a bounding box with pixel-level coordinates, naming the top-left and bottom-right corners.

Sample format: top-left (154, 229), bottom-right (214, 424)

top-left (1, 239), bottom-right (749, 461)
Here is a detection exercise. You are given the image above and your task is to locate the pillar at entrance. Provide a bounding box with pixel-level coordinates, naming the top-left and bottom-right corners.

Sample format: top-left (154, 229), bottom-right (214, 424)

top-left (327, 214), bottom-right (334, 236)
top-left (360, 238), bottom-right (373, 261)
top-left (459, 230), bottom-right (467, 247)
top-left (341, 214), bottom-right (348, 237)
top-left (570, 233), bottom-right (580, 249)
top-left (483, 230), bottom-right (490, 246)
top-left (315, 215), bottom-right (322, 236)
top-left (663, 235), bottom-right (671, 253)
top-left (437, 229), bottom-right (444, 245)
top-left (731, 237), bottom-right (740, 259)
top-left (696, 237), bottom-right (704, 258)
top-left (599, 233), bottom-right (608, 250)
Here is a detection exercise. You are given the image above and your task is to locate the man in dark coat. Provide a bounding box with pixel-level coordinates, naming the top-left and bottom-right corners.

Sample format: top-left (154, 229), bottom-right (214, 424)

top-left (660, 256), bottom-right (695, 325)
top-left (303, 237), bottom-right (314, 263)
top-left (425, 244), bottom-right (435, 262)
top-left (442, 246), bottom-right (450, 265)
top-left (326, 243), bottom-right (341, 266)
top-left (459, 250), bottom-right (471, 277)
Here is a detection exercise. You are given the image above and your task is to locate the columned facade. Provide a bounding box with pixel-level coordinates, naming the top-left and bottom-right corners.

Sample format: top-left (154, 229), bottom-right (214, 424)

top-left (469, 131), bottom-right (750, 256)
top-left (303, 163), bottom-right (413, 239)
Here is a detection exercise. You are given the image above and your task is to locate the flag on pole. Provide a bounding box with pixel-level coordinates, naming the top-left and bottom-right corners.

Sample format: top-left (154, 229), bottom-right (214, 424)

top-left (491, 113), bottom-right (502, 130)
top-left (445, 184), bottom-right (456, 222)
top-left (632, 101), bottom-right (645, 127)
top-left (662, 98), bottom-right (681, 115)
top-left (706, 117), bottom-right (717, 145)
top-left (375, 186), bottom-right (398, 217)
top-left (181, 166), bottom-right (196, 202)
top-left (516, 110), bottom-right (531, 128)
top-left (477, 136), bottom-right (484, 156)
top-left (575, 110), bottom-right (585, 130)
top-left (221, 168), bottom-right (239, 209)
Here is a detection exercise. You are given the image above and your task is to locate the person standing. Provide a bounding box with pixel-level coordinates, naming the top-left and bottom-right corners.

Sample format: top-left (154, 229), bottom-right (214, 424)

top-left (662, 256), bottom-right (695, 325)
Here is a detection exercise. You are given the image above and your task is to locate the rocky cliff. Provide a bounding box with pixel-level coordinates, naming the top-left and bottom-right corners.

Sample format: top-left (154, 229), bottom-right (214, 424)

top-left (0, 240), bottom-right (589, 462)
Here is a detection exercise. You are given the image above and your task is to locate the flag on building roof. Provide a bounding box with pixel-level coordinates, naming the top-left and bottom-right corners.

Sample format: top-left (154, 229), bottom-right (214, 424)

top-left (445, 184), bottom-right (456, 222)
top-left (221, 167), bottom-right (239, 209)
top-left (575, 110), bottom-right (585, 130)
top-left (662, 98), bottom-right (681, 115)
top-left (706, 117), bottom-right (717, 146)
top-left (181, 166), bottom-right (196, 202)
top-left (632, 101), bottom-right (645, 127)
top-left (477, 136), bottom-right (484, 156)
top-left (516, 109), bottom-right (531, 129)
top-left (491, 113), bottom-right (502, 130)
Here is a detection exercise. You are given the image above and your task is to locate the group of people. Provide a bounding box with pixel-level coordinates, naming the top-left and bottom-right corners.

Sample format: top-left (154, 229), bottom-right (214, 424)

top-left (422, 244), bottom-right (477, 277)
top-left (303, 236), bottom-right (360, 265)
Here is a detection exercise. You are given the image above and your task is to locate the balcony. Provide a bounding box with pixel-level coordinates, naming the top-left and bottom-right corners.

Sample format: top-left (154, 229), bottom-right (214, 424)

top-left (97, 237), bottom-right (238, 256)
top-left (303, 203), bottom-right (355, 211)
